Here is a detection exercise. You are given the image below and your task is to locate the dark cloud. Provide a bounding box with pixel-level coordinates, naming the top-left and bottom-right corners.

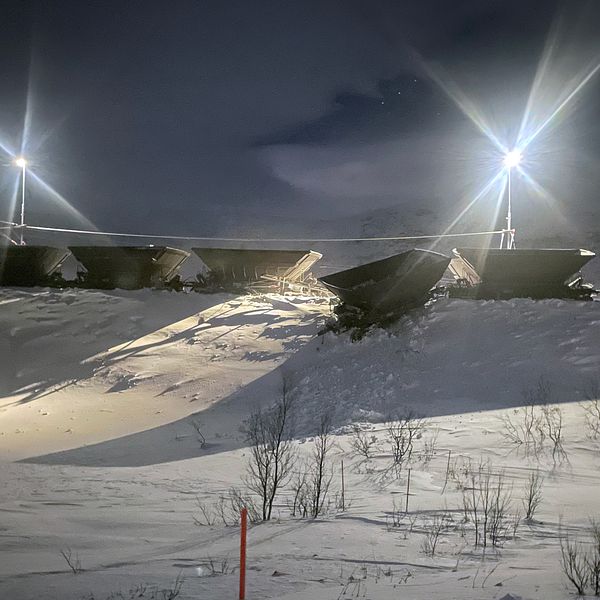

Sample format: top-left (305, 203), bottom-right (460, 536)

top-left (0, 0), bottom-right (599, 239)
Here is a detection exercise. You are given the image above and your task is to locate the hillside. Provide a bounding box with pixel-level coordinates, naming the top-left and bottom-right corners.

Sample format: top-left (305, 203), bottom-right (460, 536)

top-left (1, 287), bottom-right (599, 600)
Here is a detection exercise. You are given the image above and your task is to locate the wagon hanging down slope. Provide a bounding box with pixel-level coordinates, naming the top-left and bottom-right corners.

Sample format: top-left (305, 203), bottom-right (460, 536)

top-left (319, 248), bottom-right (451, 317)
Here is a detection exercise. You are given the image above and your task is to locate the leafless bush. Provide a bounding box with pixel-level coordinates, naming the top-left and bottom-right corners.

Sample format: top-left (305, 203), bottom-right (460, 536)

top-left (203, 556), bottom-right (230, 576)
top-left (522, 470), bottom-right (544, 521)
top-left (60, 547), bottom-right (82, 574)
top-left (336, 562), bottom-right (412, 599)
top-left (386, 499), bottom-right (404, 530)
top-left (288, 414), bottom-right (334, 519)
top-left (499, 404), bottom-right (542, 448)
top-left (501, 378), bottom-right (567, 461)
top-left (499, 377), bottom-right (552, 450)
top-left (560, 532), bottom-right (589, 596)
top-left (447, 456), bottom-right (474, 491)
top-left (419, 428), bottom-right (439, 464)
top-left (580, 379), bottom-right (600, 440)
top-left (288, 468), bottom-right (310, 518)
top-left (510, 511), bottom-right (522, 540)
top-left (461, 461), bottom-right (513, 548)
top-left (349, 425), bottom-right (379, 465)
top-left (586, 519), bottom-right (600, 596)
top-left (385, 499), bottom-right (417, 537)
top-left (81, 574), bottom-right (184, 600)
top-left (383, 411), bottom-right (426, 479)
top-left (308, 413), bottom-right (334, 518)
top-left (226, 487), bottom-right (261, 524)
top-left (488, 476), bottom-right (515, 547)
top-left (420, 512), bottom-right (449, 557)
top-left (193, 498), bottom-right (217, 526)
top-left (538, 404), bottom-right (565, 460)
top-left (193, 488), bottom-right (260, 527)
top-left (244, 380), bottom-right (296, 521)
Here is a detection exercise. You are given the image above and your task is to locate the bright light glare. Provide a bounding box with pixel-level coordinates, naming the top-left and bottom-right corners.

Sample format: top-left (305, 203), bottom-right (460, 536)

top-left (15, 157), bottom-right (27, 168)
top-left (503, 149), bottom-right (522, 169)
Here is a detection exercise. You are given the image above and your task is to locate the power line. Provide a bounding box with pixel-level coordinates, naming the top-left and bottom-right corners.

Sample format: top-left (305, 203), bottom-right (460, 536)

top-left (21, 223), bottom-right (509, 243)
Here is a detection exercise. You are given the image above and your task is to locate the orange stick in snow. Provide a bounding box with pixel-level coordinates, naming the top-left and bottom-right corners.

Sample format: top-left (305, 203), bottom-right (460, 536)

top-left (239, 507), bottom-right (247, 600)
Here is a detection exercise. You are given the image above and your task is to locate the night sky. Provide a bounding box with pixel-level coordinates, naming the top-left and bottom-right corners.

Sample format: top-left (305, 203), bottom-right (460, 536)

top-left (1, 0), bottom-right (599, 239)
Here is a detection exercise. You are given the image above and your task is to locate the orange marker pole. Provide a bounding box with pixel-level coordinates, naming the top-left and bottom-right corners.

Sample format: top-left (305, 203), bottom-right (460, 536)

top-left (239, 507), bottom-right (247, 600)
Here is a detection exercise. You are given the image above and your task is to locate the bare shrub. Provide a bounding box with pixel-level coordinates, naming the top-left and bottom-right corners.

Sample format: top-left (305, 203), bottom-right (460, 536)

top-left (349, 425), bottom-right (379, 465)
top-left (560, 532), bottom-right (589, 596)
top-left (420, 428), bottom-right (439, 464)
top-left (420, 512), bottom-right (449, 557)
top-left (203, 556), bottom-right (230, 575)
top-left (386, 498), bottom-right (404, 530)
top-left (193, 488), bottom-right (260, 527)
top-left (580, 379), bottom-right (600, 440)
top-left (81, 574), bottom-right (184, 600)
top-left (499, 376), bottom-right (551, 450)
top-left (308, 413), bottom-right (334, 518)
top-left (60, 547), bottom-right (82, 574)
top-left (499, 404), bottom-right (541, 448)
top-left (288, 468), bottom-right (310, 518)
top-left (244, 381), bottom-right (296, 521)
top-left (385, 499), bottom-right (418, 537)
top-left (447, 456), bottom-right (474, 491)
top-left (586, 519), bottom-right (600, 596)
top-left (383, 411), bottom-right (426, 478)
top-left (522, 470), bottom-right (544, 521)
top-left (225, 487), bottom-right (261, 524)
top-left (488, 475), bottom-right (514, 547)
top-left (288, 414), bottom-right (334, 519)
top-left (461, 461), bottom-right (513, 548)
top-left (501, 378), bottom-right (567, 460)
top-left (193, 498), bottom-right (217, 526)
top-left (538, 404), bottom-right (565, 460)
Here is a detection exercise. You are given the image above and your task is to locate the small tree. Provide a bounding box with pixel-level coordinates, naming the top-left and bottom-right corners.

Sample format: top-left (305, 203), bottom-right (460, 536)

top-left (560, 532), bottom-right (589, 596)
top-left (522, 470), bottom-right (543, 521)
top-left (385, 411), bottom-right (425, 478)
top-left (461, 460), bottom-right (513, 548)
top-left (244, 380), bottom-right (296, 521)
top-left (308, 413), bottom-right (333, 518)
top-left (421, 513), bottom-right (448, 557)
top-left (349, 425), bottom-right (378, 465)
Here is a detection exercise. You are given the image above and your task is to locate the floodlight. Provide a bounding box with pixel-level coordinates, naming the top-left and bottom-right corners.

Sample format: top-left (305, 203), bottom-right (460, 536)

top-left (503, 149), bottom-right (522, 169)
top-left (15, 157), bottom-right (27, 168)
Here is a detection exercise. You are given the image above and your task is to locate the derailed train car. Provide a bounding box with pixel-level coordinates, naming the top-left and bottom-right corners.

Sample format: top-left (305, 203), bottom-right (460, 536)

top-left (0, 245), bottom-right (70, 287)
top-left (69, 246), bottom-right (189, 290)
top-left (192, 248), bottom-right (312, 285)
top-left (449, 247), bottom-right (596, 299)
top-left (319, 249), bottom-right (451, 320)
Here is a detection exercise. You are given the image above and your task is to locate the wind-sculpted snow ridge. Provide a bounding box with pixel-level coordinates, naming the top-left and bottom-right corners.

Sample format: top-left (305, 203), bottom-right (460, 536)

top-left (1, 288), bottom-right (599, 600)
top-left (0, 288), bottom-right (328, 462)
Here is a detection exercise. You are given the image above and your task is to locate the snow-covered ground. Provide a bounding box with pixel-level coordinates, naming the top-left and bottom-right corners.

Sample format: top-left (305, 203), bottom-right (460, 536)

top-left (1, 286), bottom-right (600, 600)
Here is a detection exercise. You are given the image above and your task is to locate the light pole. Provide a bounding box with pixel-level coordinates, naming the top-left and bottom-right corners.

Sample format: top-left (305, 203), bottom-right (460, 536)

top-left (14, 157), bottom-right (27, 245)
top-left (500, 149), bottom-right (522, 249)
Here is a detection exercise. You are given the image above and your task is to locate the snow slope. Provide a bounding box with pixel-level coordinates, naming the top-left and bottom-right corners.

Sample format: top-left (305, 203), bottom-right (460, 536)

top-left (1, 287), bottom-right (600, 600)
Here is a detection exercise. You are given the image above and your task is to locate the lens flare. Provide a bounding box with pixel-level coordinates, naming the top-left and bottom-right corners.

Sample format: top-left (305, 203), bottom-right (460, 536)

top-left (519, 61), bottom-right (600, 150)
top-left (503, 150), bottom-right (522, 169)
